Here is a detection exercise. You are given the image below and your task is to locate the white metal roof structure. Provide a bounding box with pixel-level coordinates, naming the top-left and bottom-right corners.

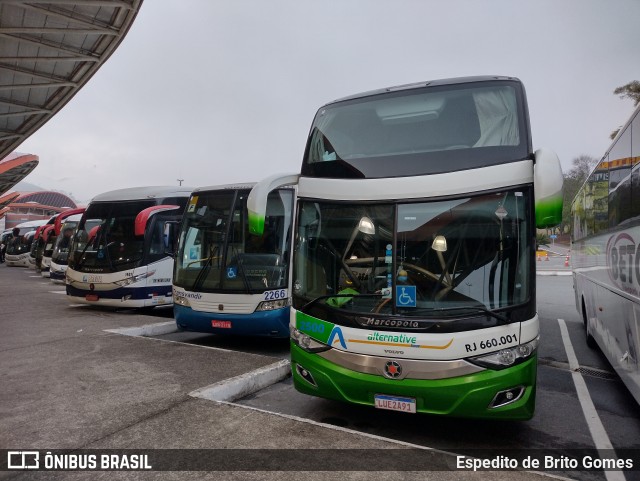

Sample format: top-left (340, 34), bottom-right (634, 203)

top-left (0, 151), bottom-right (39, 195)
top-left (0, 0), bottom-right (144, 161)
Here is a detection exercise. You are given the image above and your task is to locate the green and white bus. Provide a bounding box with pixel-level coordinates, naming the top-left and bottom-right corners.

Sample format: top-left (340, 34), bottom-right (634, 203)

top-left (249, 76), bottom-right (563, 419)
top-left (172, 183), bottom-right (295, 337)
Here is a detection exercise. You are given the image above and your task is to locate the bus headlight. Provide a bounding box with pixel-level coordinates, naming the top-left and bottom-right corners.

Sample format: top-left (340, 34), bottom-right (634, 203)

top-left (469, 337), bottom-right (539, 370)
top-left (174, 294), bottom-right (191, 307)
top-left (291, 328), bottom-right (330, 353)
top-left (255, 298), bottom-right (290, 312)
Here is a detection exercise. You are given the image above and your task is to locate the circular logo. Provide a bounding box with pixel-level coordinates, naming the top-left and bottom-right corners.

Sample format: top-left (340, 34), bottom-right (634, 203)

top-left (384, 360), bottom-right (402, 379)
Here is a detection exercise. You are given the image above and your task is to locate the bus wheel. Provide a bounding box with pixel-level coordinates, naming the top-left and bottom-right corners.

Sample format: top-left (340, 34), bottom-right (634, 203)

top-left (582, 298), bottom-right (597, 349)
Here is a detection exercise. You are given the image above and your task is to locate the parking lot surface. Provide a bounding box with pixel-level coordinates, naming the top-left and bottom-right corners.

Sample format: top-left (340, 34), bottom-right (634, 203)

top-left (0, 263), bottom-right (634, 480)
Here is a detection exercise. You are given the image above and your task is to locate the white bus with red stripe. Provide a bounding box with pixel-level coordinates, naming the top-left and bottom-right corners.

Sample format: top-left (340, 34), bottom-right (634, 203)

top-left (65, 186), bottom-right (190, 308)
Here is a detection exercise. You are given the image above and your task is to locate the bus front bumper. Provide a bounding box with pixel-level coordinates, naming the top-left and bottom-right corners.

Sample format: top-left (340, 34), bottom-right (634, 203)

top-left (291, 343), bottom-right (537, 420)
top-left (66, 284), bottom-right (173, 308)
top-left (174, 304), bottom-right (290, 338)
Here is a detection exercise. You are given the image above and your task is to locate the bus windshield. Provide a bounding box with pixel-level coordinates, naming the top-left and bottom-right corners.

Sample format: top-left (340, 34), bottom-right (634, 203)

top-left (294, 187), bottom-right (531, 321)
top-left (51, 220), bottom-right (80, 265)
top-left (6, 232), bottom-right (34, 255)
top-left (69, 200), bottom-right (155, 273)
top-left (43, 231), bottom-right (57, 258)
top-left (174, 188), bottom-right (294, 294)
top-left (303, 80), bottom-right (529, 178)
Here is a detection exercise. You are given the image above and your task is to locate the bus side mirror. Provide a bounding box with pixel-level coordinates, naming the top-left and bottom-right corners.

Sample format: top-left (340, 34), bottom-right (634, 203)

top-left (163, 221), bottom-right (179, 257)
top-left (248, 173), bottom-right (299, 235)
top-left (534, 148), bottom-right (564, 229)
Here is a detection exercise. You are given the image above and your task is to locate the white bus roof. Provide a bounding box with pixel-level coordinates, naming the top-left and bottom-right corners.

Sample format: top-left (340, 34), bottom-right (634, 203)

top-left (192, 182), bottom-right (257, 193)
top-left (191, 182), bottom-right (295, 194)
top-left (90, 186), bottom-right (193, 203)
top-left (61, 213), bottom-right (83, 223)
top-left (14, 219), bottom-right (48, 229)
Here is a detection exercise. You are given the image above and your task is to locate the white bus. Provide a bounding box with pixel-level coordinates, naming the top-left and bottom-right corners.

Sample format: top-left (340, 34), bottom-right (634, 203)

top-left (571, 103), bottom-right (640, 405)
top-left (5, 220), bottom-right (48, 267)
top-left (66, 186), bottom-right (190, 308)
top-left (41, 208), bottom-right (86, 278)
top-left (172, 183), bottom-right (295, 337)
top-left (249, 76), bottom-right (563, 419)
top-left (50, 211), bottom-right (91, 284)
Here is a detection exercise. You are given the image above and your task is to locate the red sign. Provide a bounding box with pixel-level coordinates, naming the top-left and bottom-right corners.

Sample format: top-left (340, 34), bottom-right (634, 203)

top-left (211, 320), bottom-right (232, 329)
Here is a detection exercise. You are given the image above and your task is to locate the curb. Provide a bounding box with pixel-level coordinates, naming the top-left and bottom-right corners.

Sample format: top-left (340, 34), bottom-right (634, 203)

top-left (189, 359), bottom-right (291, 403)
top-left (536, 271), bottom-right (572, 276)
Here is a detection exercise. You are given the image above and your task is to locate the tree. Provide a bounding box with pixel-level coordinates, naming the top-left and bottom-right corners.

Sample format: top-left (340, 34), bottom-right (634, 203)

top-left (610, 80), bottom-right (640, 139)
top-left (536, 232), bottom-right (550, 251)
top-left (561, 154), bottom-right (598, 232)
top-left (614, 80), bottom-right (640, 106)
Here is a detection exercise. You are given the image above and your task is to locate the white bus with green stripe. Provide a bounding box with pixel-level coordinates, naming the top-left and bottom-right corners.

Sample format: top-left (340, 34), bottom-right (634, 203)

top-left (249, 76), bottom-right (563, 419)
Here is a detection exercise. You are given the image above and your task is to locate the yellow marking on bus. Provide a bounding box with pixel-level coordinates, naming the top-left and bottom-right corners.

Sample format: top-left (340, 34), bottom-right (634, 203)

top-left (348, 338), bottom-right (454, 350)
top-left (600, 156), bottom-right (640, 169)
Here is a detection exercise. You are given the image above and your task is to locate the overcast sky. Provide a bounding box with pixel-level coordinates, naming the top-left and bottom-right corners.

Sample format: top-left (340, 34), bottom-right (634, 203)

top-left (17, 0), bottom-right (640, 203)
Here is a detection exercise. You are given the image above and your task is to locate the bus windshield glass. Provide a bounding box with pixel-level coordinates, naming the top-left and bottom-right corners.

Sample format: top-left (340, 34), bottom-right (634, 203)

top-left (303, 81), bottom-right (528, 178)
top-left (174, 189), bottom-right (294, 294)
top-left (6, 232), bottom-right (34, 255)
top-left (51, 220), bottom-right (80, 265)
top-left (69, 200), bottom-right (155, 273)
top-left (43, 232), bottom-right (57, 258)
top-left (294, 188), bottom-right (531, 319)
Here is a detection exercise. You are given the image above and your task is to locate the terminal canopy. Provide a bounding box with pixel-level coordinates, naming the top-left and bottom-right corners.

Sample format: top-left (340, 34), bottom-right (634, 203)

top-left (0, 152), bottom-right (39, 196)
top-left (0, 0), bottom-right (144, 161)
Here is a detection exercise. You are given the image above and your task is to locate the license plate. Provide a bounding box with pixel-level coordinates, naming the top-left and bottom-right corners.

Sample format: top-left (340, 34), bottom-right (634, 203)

top-left (211, 320), bottom-right (232, 329)
top-left (85, 294), bottom-right (99, 302)
top-left (374, 394), bottom-right (416, 413)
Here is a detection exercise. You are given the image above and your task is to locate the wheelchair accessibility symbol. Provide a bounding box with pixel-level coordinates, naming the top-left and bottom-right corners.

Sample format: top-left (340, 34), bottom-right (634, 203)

top-left (396, 285), bottom-right (416, 307)
top-left (226, 266), bottom-right (237, 279)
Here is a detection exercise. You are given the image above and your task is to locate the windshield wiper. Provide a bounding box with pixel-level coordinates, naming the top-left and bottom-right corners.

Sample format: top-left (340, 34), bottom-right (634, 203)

top-left (413, 305), bottom-right (510, 324)
top-left (102, 242), bottom-right (119, 271)
top-left (76, 235), bottom-right (99, 270)
top-left (300, 293), bottom-right (510, 325)
top-left (301, 292), bottom-right (383, 311)
top-left (191, 245), bottom-right (219, 291)
top-left (234, 260), bottom-right (252, 293)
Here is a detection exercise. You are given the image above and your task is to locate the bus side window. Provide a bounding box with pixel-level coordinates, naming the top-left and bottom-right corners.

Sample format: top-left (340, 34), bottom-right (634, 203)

top-left (163, 221), bottom-right (179, 255)
top-left (147, 221), bottom-right (167, 262)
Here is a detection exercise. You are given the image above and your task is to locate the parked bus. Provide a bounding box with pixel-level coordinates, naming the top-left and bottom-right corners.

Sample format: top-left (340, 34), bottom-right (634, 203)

top-left (39, 223), bottom-right (57, 277)
top-left (66, 186), bottom-right (190, 308)
top-left (49, 209), bottom-right (86, 283)
top-left (571, 103), bottom-right (640, 405)
top-left (27, 226), bottom-right (43, 269)
top-left (5, 220), bottom-right (48, 267)
top-left (248, 76), bottom-right (563, 419)
top-left (172, 183), bottom-right (295, 337)
top-left (30, 216), bottom-right (57, 271)
top-left (0, 229), bottom-right (11, 262)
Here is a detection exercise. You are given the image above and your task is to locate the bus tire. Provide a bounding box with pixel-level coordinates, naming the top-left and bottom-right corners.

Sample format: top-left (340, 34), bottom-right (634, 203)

top-left (582, 298), bottom-right (597, 349)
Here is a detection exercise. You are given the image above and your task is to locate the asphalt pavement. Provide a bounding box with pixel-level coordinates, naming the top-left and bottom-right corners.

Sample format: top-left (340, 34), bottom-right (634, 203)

top-left (536, 242), bottom-right (573, 276)
top-left (0, 262), bottom-right (574, 480)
